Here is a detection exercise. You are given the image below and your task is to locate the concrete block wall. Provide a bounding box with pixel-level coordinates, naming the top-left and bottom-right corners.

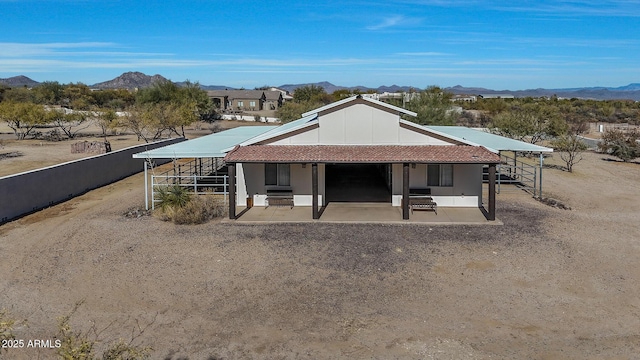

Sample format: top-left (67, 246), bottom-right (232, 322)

top-left (0, 138), bottom-right (185, 224)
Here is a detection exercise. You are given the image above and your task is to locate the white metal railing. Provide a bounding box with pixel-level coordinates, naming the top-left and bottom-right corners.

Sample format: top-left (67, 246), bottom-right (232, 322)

top-left (150, 174), bottom-right (229, 210)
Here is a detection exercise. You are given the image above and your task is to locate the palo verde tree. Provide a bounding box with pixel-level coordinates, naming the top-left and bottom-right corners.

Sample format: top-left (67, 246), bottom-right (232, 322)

top-left (491, 102), bottom-right (567, 144)
top-left (276, 85), bottom-right (332, 123)
top-left (0, 101), bottom-right (49, 139)
top-left (47, 108), bottom-right (90, 139)
top-left (383, 86), bottom-right (456, 125)
top-left (405, 86), bottom-right (456, 125)
top-left (126, 79), bottom-right (212, 140)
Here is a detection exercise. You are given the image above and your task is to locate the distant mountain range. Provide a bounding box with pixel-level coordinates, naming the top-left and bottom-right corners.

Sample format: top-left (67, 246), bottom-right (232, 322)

top-left (2, 72), bottom-right (640, 101)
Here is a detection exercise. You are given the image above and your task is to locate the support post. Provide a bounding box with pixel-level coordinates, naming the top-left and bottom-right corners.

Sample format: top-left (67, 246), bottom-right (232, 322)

top-left (539, 153), bottom-right (544, 199)
top-left (312, 163), bottom-right (319, 219)
top-left (488, 163), bottom-right (496, 221)
top-left (228, 163), bottom-right (236, 219)
top-left (402, 163), bottom-right (410, 220)
top-left (144, 160), bottom-right (149, 210)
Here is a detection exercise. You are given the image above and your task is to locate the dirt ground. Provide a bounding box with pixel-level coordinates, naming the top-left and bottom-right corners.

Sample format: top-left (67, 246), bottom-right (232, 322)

top-left (1, 131), bottom-right (640, 358)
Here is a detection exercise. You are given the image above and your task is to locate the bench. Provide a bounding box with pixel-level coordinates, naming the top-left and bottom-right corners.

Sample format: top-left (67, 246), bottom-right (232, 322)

top-left (409, 188), bottom-right (437, 215)
top-left (266, 187), bottom-right (294, 208)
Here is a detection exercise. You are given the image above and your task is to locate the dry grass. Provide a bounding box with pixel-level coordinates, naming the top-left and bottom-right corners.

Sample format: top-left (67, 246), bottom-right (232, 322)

top-left (155, 195), bottom-right (227, 224)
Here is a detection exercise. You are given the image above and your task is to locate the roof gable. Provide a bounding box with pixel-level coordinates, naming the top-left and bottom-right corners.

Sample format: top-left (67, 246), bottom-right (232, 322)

top-left (302, 96), bottom-right (417, 117)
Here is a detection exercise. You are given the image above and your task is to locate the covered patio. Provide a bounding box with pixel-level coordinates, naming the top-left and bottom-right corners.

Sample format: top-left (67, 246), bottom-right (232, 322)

top-left (224, 144), bottom-right (501, 222)
top-left (232, 202), bottom-right (499, 224)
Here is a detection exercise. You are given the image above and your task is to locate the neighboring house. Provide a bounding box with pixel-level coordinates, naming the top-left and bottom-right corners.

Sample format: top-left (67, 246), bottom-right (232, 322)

top-left (223, 96), bottom-right (503, 220)
top-left (478, 94), bottom-right (515, 99)
top-left (206, 90), bottom-right (284, 112)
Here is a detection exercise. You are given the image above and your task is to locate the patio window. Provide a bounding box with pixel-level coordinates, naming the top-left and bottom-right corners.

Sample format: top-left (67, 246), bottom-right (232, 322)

top-left (265, 163), bottom-right (290, 186)
top-left (427, 164), bottom-right (453, 187)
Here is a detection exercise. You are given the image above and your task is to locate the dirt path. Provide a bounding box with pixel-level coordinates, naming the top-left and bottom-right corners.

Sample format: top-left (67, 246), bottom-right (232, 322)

top-left (1, 152), bottom-right (640, 359)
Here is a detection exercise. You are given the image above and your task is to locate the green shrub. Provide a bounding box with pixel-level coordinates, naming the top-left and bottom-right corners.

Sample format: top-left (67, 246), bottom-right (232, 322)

top-left (155, 185), bottom-right (191, 211)
top-left (598, 129), bottom-right (640, 162)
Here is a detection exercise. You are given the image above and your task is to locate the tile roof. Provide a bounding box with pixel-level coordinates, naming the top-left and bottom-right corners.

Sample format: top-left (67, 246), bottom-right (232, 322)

top-left (225, 145), bottom-right (500, 164)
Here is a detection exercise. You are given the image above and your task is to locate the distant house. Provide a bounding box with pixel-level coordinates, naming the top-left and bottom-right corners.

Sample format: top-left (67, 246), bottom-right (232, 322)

top-left (206, 90), bottom-right (284, 112)
top-left (478, 94), bottom-right (515, 99)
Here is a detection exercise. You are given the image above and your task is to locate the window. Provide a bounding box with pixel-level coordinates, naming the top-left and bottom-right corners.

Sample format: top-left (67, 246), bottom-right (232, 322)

top-left (427, 164), bottom-right (453, 187)
top-left (249, 101), bottom-right (256, 107)
top-left (265, 163), bottom-right (290, 186)
top-left (237, 101), bottom-right (244, 108)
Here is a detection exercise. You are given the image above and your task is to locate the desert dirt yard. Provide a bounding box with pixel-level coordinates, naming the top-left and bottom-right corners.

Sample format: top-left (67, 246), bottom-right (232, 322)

top-left (1, 126), bottom-right (640, 358)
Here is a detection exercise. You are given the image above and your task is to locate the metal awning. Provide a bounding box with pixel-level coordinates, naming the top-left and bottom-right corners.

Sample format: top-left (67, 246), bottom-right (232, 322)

top-left (425, 126), bottom-right (554, 153)
top-left (132, 125), bottom-right (276, 159)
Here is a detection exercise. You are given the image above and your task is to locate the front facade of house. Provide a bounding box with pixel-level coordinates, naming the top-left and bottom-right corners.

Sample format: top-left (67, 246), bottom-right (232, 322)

top-left (207, 90), bottom-right (284, 112)
top-left (224, 96), bottom-right (501, 220)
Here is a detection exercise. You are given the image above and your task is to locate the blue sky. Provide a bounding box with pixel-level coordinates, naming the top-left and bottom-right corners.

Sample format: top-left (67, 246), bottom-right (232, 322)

top-left (1, 0), bottom-right (639, 90)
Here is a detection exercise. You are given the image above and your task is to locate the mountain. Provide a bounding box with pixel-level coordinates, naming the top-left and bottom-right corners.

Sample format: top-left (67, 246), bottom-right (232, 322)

top-left (91, 71), bottom-right (169, 90)
top-left (0, 75), bottom-right (40, 88)
top-left (445, 84), bottom-right (640, 101)
top-left (278, 82), bottom-right (414, 94)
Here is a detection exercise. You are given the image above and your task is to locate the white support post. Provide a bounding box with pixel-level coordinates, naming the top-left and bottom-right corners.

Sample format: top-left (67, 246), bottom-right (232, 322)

top-left (194, 174), bottom-right (198, 194)
top-left (539, 153), bottom-right (544, 199)
top-left (144, 161), bottom-right (149, 210)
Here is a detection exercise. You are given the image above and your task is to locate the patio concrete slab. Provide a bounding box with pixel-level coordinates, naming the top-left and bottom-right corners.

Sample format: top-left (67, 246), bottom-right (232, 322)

top-left (232, 202), bottom-right (501, 225)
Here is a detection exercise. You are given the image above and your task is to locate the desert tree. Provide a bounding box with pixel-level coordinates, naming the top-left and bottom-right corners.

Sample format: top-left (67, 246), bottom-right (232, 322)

top-left (491, 103), bottom-right (567, 144)
top-left (62, 83), bottom-right (95, 110)
top-left (408, 86), bottom-right (456, 125)
top-left (47, 108), bottom-right (91, 139)
top-left (94, 108), bottom-right (120, 139)
top-left (276, 100), bottom-right (324, 123)
top-left (0, 101), bottom-right (49, 139)
top-left (32, 81), bottom-right (65, 105)
top-left (598, 128), bottom-right (640, 162)
top-left (551, 134), bottom-right (589, 172)
top-left (276, 85), bottom-right (332, 123)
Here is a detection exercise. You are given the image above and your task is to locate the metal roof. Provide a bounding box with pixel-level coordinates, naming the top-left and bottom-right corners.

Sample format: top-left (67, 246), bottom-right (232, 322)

top-left (132, 126), bottom-right (276, 159)
top-left (425, 126), bottom-right (553, 153)
top-left (226, 113), bottom-right (319, 150)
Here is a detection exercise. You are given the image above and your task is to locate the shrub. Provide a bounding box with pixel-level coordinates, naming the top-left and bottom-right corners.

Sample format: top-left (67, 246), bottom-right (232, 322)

top-left (155, 185), bottom-right (191, 211)
top-left (598, 129), bottom-right (640, 162)
top-left (56, 301), bottom-right (152, 360)
top-left (156, 195), bottom-right (227, 224)
top-left (1, 309), bottom-right (16, 355)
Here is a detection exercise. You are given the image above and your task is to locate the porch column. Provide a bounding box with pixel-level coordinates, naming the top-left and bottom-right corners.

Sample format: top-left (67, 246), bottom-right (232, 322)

top-left (228, 163), bottom-right (236, 220)
top-left (488, 163), bottom-right (496, 221)
top-left (312, 163), bottom-right (319, 219)
top-left (402, 163), bottom-right (410, 220)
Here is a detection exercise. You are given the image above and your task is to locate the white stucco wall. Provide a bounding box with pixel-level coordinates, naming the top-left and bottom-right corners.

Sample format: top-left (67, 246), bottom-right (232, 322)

top-left (271, 105), bottom-right (456, 146)
top-left (391, 163), bottom-right (483, 207)
top-left (238, 163), bottom-right (324, 207)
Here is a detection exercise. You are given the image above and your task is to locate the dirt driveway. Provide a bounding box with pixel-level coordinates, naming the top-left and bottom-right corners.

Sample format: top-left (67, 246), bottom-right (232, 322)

top-left (1, 152), bottom-right (640, 359)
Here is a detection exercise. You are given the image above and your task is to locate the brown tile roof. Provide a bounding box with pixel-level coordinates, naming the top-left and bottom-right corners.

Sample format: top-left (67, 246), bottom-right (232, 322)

top-left (225, 145), bottom-right (500, 164)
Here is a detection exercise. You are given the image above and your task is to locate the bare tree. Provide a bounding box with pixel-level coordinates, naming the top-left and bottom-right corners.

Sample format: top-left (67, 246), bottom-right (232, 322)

top-left (551, 134), bottom-right (588, 172)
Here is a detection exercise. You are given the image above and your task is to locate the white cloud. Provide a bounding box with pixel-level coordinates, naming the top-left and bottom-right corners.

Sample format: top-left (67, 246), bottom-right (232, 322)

top-left (366, 15), bottom-right (422, 30)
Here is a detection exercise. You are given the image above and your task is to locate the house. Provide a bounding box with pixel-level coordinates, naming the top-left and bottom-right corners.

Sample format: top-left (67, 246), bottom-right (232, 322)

top-left (223, 95), bottom-right (504, 220)
top-left (134, 95), bottom-right (552, 222)
top-left (206, 90), bottom-right (284, 112)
